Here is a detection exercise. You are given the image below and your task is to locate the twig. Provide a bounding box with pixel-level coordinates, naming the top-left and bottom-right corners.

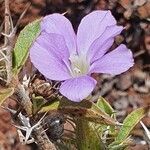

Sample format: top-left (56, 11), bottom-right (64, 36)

top-left (15, 2), bottom-right (31, 28)
top-left (0, 76), bottom-right (7, 82)
top-left (3, 1), bottom-right (57, 149)
top-left (32, 125), bottom-right (57, 150)
top-left (134, 49), bottom-right (145, 58)
top-left (4, 0), bottom-right (10, 45)
top-left (4, 0), bottom-right (12, 85)
top-left (0, 50), bottom-right (9, 62)
top-left (3, 2), bottom-right (31, 85)
top-left (14, 83), bottom-right (32, 116)
top-left (14, 83), bottom-right (56, 150)
top-left (0, 21), bottom-right (4, 38)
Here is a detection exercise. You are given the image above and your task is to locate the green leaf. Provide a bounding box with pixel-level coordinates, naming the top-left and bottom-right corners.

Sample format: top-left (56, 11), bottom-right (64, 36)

top-left (96, 97), bottom-right (117, 136)
top-left (75, 119), bottom-right (105, 150)
top-left (40, 98), bottom-right (120, 126)
top-left (109, 106), bottom-right (150, 147)
top-left (0, 88), bottom-right (14, 105)
top-left (32, 95), bottom-right (46, 115)
top-left (96, 97), bottom-right (115, 116)
top-left (108, 137), bottom-right (133, 150)
top-left (12, 19), bottom-right (41, 74)
top-left (41, 99), bottom-right (60, 111)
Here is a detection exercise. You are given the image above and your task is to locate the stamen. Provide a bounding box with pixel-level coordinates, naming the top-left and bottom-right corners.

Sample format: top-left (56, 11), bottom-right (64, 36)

top-left (69, 53), bottom-right (89, 77)
top-left (73, 67), bottom-right (81, 74)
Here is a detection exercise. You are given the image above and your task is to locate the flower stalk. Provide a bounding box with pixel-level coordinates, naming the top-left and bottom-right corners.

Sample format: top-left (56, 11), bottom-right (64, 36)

top-left (75, 118), bottom-right (105, 150)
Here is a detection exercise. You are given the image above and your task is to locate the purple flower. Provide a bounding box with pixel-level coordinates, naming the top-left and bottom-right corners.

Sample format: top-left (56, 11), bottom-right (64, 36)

top-left (30, 10), bottom-right (134, 102)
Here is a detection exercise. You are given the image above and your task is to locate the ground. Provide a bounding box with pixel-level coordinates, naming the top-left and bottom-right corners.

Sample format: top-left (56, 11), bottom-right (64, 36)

top-left (0, 0), bottom-right (149, 149)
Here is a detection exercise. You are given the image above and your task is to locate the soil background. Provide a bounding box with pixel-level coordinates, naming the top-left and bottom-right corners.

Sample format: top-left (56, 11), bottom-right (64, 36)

top-left (0, 0), bottom-right (150, 150)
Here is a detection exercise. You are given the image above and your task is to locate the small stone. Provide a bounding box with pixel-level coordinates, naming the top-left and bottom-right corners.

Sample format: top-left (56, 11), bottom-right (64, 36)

top-left (113, 96), bottom-right (129, 110)
top-left (116, 72), bottom-right (132, 91)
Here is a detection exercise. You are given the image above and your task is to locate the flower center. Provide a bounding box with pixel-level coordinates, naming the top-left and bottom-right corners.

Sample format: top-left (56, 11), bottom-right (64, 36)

top-left (69, 53), bottom-right (89, 77)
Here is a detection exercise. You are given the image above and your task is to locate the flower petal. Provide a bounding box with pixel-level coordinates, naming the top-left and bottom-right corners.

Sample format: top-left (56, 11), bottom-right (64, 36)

top-left (87, 25), bottom-right (123, 63)
top-left (41, 13), bottom-right (76, 54)
top-left (36, 32), bottom-right (70, 59)
top-left (89, 44), bottom-right (134, 75)
top-left (60, 75), bottom-right (97, 102)
top-left (30, 33), bottom-right (72, 81)
top-left (77, 10), bottom-right (117, 55)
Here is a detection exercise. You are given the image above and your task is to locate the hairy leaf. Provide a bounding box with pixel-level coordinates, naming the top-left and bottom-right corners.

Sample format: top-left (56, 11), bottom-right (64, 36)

top-left (40, 98), bottom-right (120, 126)
top-left (75, 119), bottom-right (104, 150)
top-left (13, 19), bottom-right (41, 74)
top-left (109, 106), bottom-right (150, 147)
top-left (32, 95), bottom-right (46, 115)
top-left (96, 97), bottom-right (115, 116)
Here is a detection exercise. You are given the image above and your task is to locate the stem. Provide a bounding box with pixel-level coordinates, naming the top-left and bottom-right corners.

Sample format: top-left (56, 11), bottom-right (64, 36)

top-left (3, 2), bottom-right (56, 149)
top-left (14, 82), bottom-right (56, 150)
top-left (32, 125), bottom-right (57, 150)
top-left (76, 118), bottom-right (93, 150)
top-left (75, 118), bottom-right (105, 150)
top-left (4, 0), bottom-right (12, 85)
top-left (4, 0), bottom-right (10, 45)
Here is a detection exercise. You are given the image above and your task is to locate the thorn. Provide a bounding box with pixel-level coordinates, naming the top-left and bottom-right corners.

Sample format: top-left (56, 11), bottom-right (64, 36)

top-left (1, 106), bottom-right (17, 114)
top-left (22, 74), bottom-right (30, 88)
top-left (0, 50), bottom-right (9, 62)
top-left (0, 58), bottom-right (5, 62)
top-left (15, 2), bottom-right (31, 28)
top-left (25, 138), bottom-right (35, 144)
top-left (39, 112), bottom-right (48, 123)
top-left (0, 77), bottom-right (7, 82)
top-left (4, 0), bottom-right (11, 45)
top-left (62, 11), bottom-right (68, 16)
top-left (1, 32), bottom-right (13, 38)
top-left (16, 129), bottom-right (26, 144)
top-left (140, 121), bottom-right (150, 140)
top-left (0, 46), bottom-right (7, 51)
top-left (13, 112), bottom-right (47, 144)
top-left (41, 128), bottom-right (49, 134)
top-left (16, 129), bottom-right (35, 144)
top-left (0, 21), bottom-right (4, 34)
top-left (13, 124), bottom-right (28, 131)
top-left (0, 69), bottom-right (6, 72)
top-left (116, 122), bottom-right (123, 126)
top-left (8, 9), bottom-right (14, 30)
top-left (0, 2), bottom-right (31, 48)
top-left (0, 66), bottom-right (5, 69)
top-left (31, 112), bottom-right (47, 130)
top-left (1, 32), bottom-right (10, 38)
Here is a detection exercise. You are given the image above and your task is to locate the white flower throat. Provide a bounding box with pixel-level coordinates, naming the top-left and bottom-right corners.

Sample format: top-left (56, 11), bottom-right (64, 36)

top-left (69, 53), bottom-right (89, 77)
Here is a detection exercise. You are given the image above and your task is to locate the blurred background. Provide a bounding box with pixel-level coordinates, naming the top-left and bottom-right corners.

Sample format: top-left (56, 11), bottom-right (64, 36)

top-left (0, 0), bottom-right (150, 149)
